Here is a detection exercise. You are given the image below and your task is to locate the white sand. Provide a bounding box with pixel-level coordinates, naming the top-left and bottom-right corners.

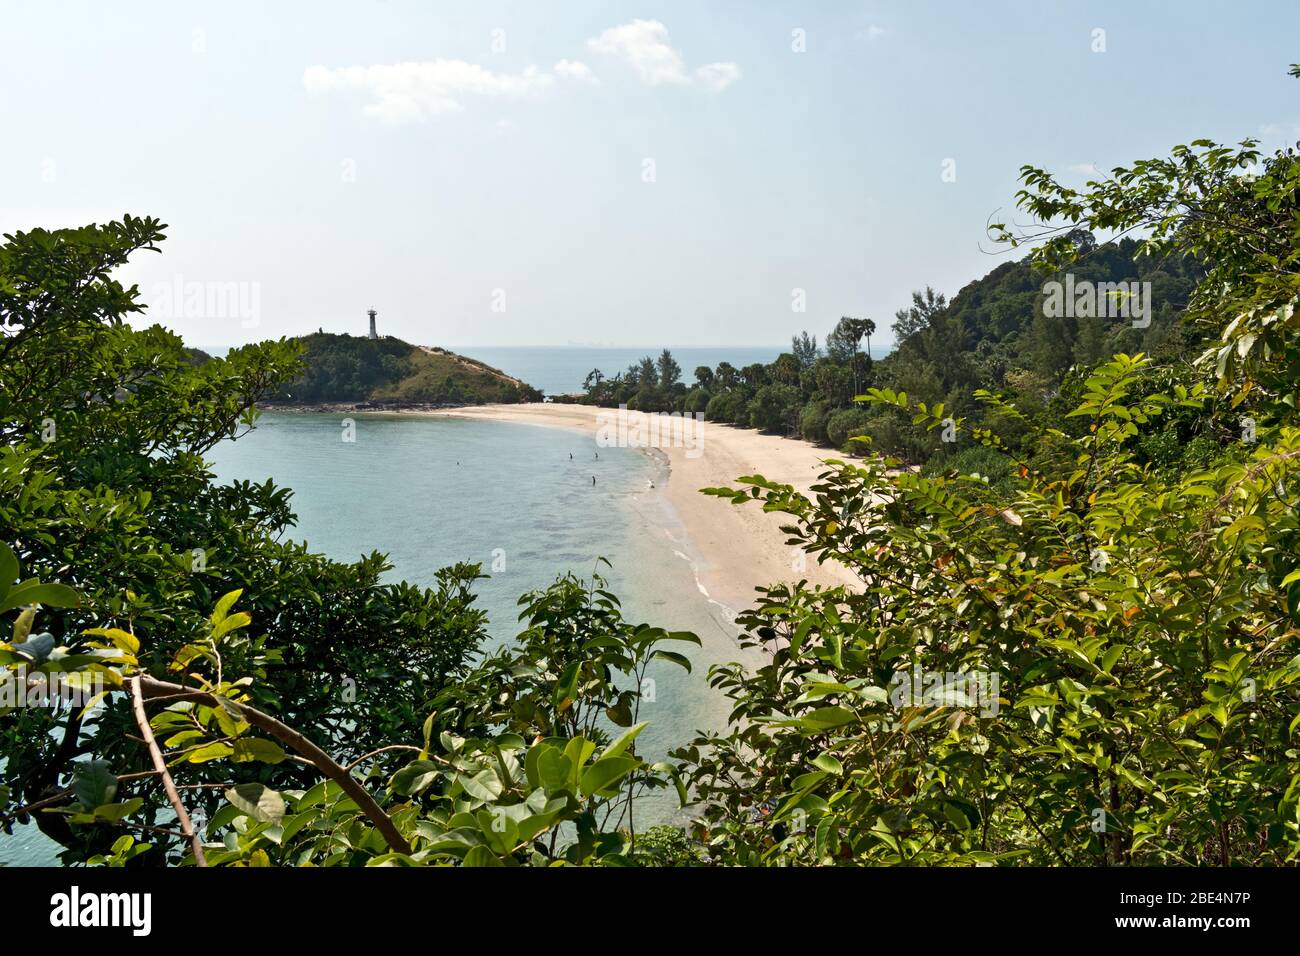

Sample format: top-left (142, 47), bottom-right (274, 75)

top-left (413, 403), bottom-right (858, 616)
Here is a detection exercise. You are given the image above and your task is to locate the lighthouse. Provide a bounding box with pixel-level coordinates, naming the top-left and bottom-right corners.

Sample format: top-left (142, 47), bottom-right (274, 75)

top-left (367, 308), bottom-right (378, 340)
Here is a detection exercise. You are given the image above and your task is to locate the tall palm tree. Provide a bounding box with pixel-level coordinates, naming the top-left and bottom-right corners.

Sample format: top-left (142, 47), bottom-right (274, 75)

top-left (836, 316), bottom-right (876, 401)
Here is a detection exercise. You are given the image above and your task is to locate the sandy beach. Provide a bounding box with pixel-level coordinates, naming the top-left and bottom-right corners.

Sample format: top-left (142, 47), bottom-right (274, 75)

top-left (410, 402), bottom-right (859, 617)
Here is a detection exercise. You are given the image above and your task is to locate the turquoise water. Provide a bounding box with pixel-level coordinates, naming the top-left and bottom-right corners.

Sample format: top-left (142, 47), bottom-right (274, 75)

top-left (3, 412), bottom-right (745, 864)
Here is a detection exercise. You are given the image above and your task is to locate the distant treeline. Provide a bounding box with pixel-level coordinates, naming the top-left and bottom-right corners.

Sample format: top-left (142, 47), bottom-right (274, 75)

top-left (561, 231), bottom-right (1212, 478)
top-left (272, 332), bottom-right (542, 405)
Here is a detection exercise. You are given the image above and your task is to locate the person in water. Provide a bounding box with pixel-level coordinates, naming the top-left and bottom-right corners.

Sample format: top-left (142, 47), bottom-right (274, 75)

top-left (592, 476), bottom-right (596, 485)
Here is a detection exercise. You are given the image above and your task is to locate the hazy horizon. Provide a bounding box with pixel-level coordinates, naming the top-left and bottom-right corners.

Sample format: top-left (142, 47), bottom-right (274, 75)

top-left (4, 1), bottom-right (1299, 351)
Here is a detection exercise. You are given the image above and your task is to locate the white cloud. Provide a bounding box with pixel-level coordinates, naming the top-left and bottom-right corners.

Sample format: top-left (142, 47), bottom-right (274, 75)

top-left (588, 19), bottom-right (689, 86)
top-left (695, 62), bottom-right (741, 92)
top-left (588, 19), bottom-right (738, 91)
top-left (864, 25), bottom-right (886, 40)
top-left (554, 59), bottom-right (598, 84)
top-left (1068, 163), bottom-right (1101, 176)
top-left (303, 60), bottom-right (553, 124)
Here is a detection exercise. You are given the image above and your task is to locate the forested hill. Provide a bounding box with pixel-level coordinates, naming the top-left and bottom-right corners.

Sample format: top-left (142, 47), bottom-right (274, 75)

top-left (570, 231), bottom-right (1208, 467)
top-left (272, 333), bottom-right (541, 405)
top-left (884, 233), bottom-right (1202, 409)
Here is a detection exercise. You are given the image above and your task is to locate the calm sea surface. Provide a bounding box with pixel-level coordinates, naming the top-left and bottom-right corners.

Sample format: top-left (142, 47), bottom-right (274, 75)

top-left (441, 346), bottom-right (789, 396)
top-left (196, 343), bottom-right (889, 397)
top-left (457, 345), bottom-right (889, 396)
top-left (4, 412), bottom-right (748, 865)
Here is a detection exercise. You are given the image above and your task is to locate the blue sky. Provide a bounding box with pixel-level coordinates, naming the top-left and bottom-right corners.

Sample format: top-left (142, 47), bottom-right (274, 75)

top-left (2, 1), bottom-right (1297, 349)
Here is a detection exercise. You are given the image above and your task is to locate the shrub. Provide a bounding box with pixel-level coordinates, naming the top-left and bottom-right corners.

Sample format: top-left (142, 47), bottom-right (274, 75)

top-left (825, 407), bottom-right (874, 452)
top-left (922, 444), bottom-right (1016, 492)
top-left (799, 400), bottom-right (831, 443)
top-left (685, 388), bottom-right (711, 414)
top-left (748, 384), bottom-right (801, 433)
top-left (705, 390), bottom-right (747, 424)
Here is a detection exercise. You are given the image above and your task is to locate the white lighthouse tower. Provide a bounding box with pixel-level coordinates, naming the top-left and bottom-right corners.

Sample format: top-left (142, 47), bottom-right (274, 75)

top-left (367, 308), bottom-right (378, 340)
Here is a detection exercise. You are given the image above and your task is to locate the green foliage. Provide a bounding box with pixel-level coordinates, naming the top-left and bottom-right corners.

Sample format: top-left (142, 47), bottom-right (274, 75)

top-left (922, 445), bottom-right (1017, 494)
top-left (633, 824), bottom-right (707, 866)
top-left (824, 407), bottom-right (874, 452)
top-left (686, 354), bottom-right (1300, 864)
top-left (995, 139), bottom-right (1298, 409)
top-left (748, 383), bottom-right (801, 433)
top-left (134, 573), bottom-right (697, 866)
top-left (582, 350), bottom-right (684, 411)
top-left (280, 333), bottom-right (540, 405)
top-left (571, 231), bottom-right (1197, 468)
top-left (7, 63), bottom-right (1300, 870)
top-left (0, 220), bottom-right (490, 862)
top-left (799, 400), bottom-right (832, 444)
top-left (705, 389), bottom-right (747, 424)
top-left (680, 78), bottom-right (1300, 865)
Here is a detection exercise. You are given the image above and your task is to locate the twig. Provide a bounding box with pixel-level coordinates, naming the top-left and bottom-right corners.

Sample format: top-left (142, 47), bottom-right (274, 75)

top-left (138, 675), bottom-right (412, 856)
top-left (343, 745), bottom-right (427, 773)
top-left (129, 676), bottom-right (208, 866)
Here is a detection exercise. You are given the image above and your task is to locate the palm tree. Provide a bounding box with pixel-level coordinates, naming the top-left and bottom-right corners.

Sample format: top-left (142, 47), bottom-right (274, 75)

top-left (834, 316), bottom-right (876, 401)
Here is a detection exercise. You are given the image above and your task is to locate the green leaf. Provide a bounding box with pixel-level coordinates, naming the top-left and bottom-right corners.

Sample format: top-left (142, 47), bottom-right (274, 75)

top-left (93, 798), bottom-right (143, 823)
top-left (650, 649), bottom-right (693, 672)
top-left (72, 759), bottom-right (117, 808)
top-left (796, 706), bottom-right (857, 731)
top-left (10, 606), bottom-right (35, 644)
top-left (210, 589), bottom-right (243, 624)
top-left (83, 626), bottom-right (140, 654)
top-left (600, 722), bottom-right (648, 761)
top-left (580, 755), bottom-right (639, 797)
top-left (811, 754), bottom-right (843, 775)
top-left (537, 748), bottom-right (574, 793)
top-left (459, 768), bottom-right (504, 803)
top-left (0, 580), bottom-right (80, 613)
top-left (0, 543), bottom-right (17, 598)
top-left (186, 741), bottom-right (234, 764)
top-left (391, 760), bottom-right (440, 796)
top-left (224, 783), bottom-right (286, 824)
top-left (231, 738), bottom-right (287, 764)
top-left (462, 844), bottom-right (504, 867)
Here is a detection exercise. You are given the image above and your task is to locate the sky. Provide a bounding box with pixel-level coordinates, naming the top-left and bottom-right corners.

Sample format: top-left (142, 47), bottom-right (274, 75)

top-left (2, 1), bottom-right (1298, 350)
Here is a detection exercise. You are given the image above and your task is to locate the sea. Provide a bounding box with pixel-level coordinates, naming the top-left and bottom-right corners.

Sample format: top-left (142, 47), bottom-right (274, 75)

top-left (188, 343), bottom-right (888, 397)
top-left (456, 346), bottom-right (787, 395)
top-left (2, 379), bottom-right (767, 864)
top-left (5, 344), bottom-right (894, 864)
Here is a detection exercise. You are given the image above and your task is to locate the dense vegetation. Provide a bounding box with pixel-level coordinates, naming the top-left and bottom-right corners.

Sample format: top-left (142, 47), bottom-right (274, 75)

top-left (3, 63), bottom-right (1299, 867)
top-left (568, 237), bottom-right (1207, 474)
top-left (277, 332), bottom-right (540, 405)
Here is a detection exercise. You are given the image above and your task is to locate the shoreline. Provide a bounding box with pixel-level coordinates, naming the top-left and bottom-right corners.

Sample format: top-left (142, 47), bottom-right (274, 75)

top-left (316, 402), bottom-right (861, 616)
